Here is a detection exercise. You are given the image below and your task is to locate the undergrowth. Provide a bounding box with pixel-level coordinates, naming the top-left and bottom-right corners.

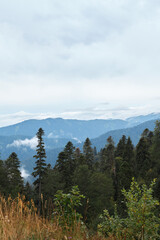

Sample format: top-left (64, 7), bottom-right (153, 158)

top-left (0, 194), bottom-right (106, 240)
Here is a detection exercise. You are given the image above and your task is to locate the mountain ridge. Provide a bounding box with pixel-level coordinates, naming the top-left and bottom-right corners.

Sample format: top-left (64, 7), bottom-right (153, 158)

top-left (0, 114), bottom-right (160, 174)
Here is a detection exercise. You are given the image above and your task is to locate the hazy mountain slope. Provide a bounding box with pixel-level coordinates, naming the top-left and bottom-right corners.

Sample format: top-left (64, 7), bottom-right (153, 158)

top-left (22, 148), bottom-right (63, 174)
top-left (0, 115), bottom-right (160, 174)
top-left (0, 118), bottom-right (128, 140)
top-left (0, 113), bottom-right (160, 141)
top-left (0, 134), bottom-right (79, 175)
top-left (91, 119), bottom-right (157, 151)
top-left (126, 113), bottom-right (160, 127)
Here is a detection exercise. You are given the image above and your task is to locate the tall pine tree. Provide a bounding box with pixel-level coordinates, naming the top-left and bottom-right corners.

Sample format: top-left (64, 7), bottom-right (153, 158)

top-left (32, 128), bottom-right (47, 212)
top-left (5, 152), bottom-right (23, 198)
top-left (136, 135), bottom-right (151, 182)
top-left (56, 141), bottom-right (75, 191)
top-left (83, 138), bottom-right (94, 169)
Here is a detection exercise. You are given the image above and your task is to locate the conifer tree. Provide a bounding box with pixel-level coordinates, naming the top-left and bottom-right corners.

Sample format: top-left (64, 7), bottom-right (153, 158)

top-left (123, 137), bottom-right (134, 163)
top-left (101, 137), bottom-right (115, 174)
top-left (5, 152), bottom-right (23, 197)
top-left (150, 121), bottom-right (160, 200)
top-left (151, 121), bottom-right (160, 170)
top-left (83, 138), bottom-right (94, 169)
top-left (32, 128), bottom-right (47, 212)
top-left (136, 136), bottom-right (151, 181)
top-left (114, 137), bottom-right (134, 214)
top-left (24, 181), bottom-right (34, 201)
top-left (0, 159), bottom-right (8, 195)
top-left (56, 141), bottom-right (75, 190)
top-left (115, 135), bottom-right (127, 158)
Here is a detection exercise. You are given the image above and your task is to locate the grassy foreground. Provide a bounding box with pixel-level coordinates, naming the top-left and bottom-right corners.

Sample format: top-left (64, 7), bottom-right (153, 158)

top-left (0, 194), bottom-right (107, 240)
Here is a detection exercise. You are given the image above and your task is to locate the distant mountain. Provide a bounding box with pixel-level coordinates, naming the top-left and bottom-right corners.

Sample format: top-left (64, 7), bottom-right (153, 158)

top-left (0, 113), bottom-right (160, 142)
top-left (0, 114), bottom-right (160, 175)
top-left (126, 113), bottom-right (160, 127)
top-left (0, 118), bottom-right (127, 141)
top-left (90, 119), bottom-right (157, 151)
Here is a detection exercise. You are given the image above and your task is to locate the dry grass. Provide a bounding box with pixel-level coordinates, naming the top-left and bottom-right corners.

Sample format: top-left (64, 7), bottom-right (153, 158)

top-left (0, 194), bottom-right (107, 240)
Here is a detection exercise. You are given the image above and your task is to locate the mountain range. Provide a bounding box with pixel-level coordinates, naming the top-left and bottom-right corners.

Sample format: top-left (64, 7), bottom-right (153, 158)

top-left (0, 113), bottom-right (160, 175)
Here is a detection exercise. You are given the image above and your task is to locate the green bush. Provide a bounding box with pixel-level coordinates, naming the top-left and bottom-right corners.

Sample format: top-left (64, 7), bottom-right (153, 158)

top-left (54, 186), bottom-right (85, 228)
top-left (98, 178), bottom-right (160, 239)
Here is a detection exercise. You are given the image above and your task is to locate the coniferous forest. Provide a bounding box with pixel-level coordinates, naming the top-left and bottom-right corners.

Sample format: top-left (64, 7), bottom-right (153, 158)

top-left (1, 121), bottom-right (160, 239)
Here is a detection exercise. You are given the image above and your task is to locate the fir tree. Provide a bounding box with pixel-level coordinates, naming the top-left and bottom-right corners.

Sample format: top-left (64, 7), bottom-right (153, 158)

top-left (151, 121), bottom-right (160, 171)
top-left (56, 141), bottom-right (75, 190)
top-left (83, 138), bottom-right (94, 169)
top-left (5, 152), bottom-right (23, 198)
top-left (100, 137), bottom-right (115, 174)
top-left (32, 128), bottom-right (47, 212)
top-left (136, 136), bottom-right (151, 181)
top-left (115, 135), bottom-right (127, 158)
top-left (0, 159), bottom-right (8, 195)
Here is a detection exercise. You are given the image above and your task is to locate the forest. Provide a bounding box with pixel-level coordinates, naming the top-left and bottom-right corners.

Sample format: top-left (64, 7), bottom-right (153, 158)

top-left (1, 121), bottom-right (160, 239)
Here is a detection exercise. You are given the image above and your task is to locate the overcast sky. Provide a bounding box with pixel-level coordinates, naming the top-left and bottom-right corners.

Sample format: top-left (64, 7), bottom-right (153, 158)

top-left (0, 0), bottom-right (160, 126)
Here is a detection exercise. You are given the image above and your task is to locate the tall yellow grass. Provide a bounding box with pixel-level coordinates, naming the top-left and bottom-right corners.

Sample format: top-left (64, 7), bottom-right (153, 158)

top-left (0, 194), bottom-right (107, 240)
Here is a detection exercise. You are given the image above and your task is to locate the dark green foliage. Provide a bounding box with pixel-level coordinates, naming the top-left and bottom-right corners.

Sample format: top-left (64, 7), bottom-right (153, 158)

top-left (151, 121), bottom-right (160, 171)
top-left (43, 164), bottom-right (65, 200)
top-left (123, 137), bottom-right (134, 163)
top-left (83, 138), bottom-right (94, 169)
top-left (115, 137), bottom-right (134, 188)
top-left (2, 120), bottom-right (160, 235)
top-left (73, 163), bottom-right (114, 228)
top-left (100, 136), bottom-right (115, 174)
top-left (106, 137), bottom-right (115, 173)
top-left (74, 147), bottom-right (86, 166)
top-left (114, 137), bottom-right (134, 216)
top-left (115, 135), bottom-right (127, 158)
top-left (24, 181), bottom-right (34, 201)
top-left (136, 136), bottom-right (151, 182)
top-left (114, 156), bottom-right (133, 216)
top-left (5, 152), bottom-right (23, 198)
top-left (32, 128), bottom-right (47, 211)
top-left (56, 141), bottom-right (76, 190)
top-left (99, 179), bottom-right (160, 239)
top-left (87, 172), bottom-right (114, 228)
top-left (54, 186), bottom-right (85, 228)
top-left (150, 121), bottom-right (160, 200)
top-left (0, 159), bottom-right (8, 195)
top-left (73, 164), bottom-right (91, 197)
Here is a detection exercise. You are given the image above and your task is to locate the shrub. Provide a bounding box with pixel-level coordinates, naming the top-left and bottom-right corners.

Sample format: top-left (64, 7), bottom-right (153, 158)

top-left (54, 186), bottom-right (85, 229)
top-left (98, 178), bottom-right (160, 240)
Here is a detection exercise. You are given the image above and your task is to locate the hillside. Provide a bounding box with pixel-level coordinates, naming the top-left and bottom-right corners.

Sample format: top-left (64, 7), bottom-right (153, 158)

top-left (0, 115), bottom-right (160, 174)
top-left (91, 119), bottom-right (157, 151)
top-left (0, 118), bottom-right (127, 141)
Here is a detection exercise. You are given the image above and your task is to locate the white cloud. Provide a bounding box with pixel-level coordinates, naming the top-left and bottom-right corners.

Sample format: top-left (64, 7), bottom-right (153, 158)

top-left (72, 137), bottom-right (81, 143)
top-left (7, 136), bottom-right (38, 149)
top-left (20, 166), bottom-right (30, 179)
top-left (0, 98), bottom-right (160, 127)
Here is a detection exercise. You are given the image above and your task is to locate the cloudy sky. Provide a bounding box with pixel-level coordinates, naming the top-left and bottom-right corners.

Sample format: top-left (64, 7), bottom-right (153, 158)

top-left (0, 0), bottom-right (160, 126)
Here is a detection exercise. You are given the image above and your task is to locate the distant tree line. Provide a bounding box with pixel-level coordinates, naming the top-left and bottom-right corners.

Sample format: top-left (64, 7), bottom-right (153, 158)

top-left (1, 121), bottom-right (160, 229)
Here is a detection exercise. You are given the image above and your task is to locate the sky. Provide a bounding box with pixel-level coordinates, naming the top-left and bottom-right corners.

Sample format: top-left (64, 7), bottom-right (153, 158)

top-left (0, 0), bottom-right (160, 126)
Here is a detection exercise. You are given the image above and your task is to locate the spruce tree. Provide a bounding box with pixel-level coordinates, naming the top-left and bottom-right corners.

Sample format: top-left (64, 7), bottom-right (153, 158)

top-left (5, 152), bottom-right (23, 198)
top-left (83, 138), bottom-right (94, 169)
top-left (136, 136), bottom-right (151, 181)
top-left (114, 137), bottom-right (134, 215)
top-left (151, 121), bottom-right (160, 171)
top-left (32, 128), bottom-right (47, 212)
top-left (56, 141), bottom-right (75, 190)
top-left (101, 137), bottom-right (115, 174)
top-left (0, 159), bottom-right (8, 195)
top-left (115, 135), bottom-right (127, 158)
